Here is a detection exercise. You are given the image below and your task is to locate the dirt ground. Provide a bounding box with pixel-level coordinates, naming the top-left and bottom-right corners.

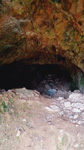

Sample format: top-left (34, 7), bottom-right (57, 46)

top-left (0, 88), bottom-right (84, 150)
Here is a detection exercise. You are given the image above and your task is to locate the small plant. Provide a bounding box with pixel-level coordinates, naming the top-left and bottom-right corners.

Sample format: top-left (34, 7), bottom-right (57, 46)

top-left (2, 101), bottom-right (8, 112)
top-left (0, 101), bottom-right (8, 113)
top-left (0, 99), bottom-right (15, 114)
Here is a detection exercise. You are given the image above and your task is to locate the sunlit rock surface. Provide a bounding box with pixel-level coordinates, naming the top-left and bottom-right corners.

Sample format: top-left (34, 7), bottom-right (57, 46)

top-left (0, 0), bottom-right (84, 72)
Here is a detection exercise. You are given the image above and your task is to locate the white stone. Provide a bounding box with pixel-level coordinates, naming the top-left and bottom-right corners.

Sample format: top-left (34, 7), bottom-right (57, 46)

top-left (69, 93), bottom-right (82, 102)
top-left (57, 97), bottom-right (64, 101)
top-left (77, 121), bottom-right (84, 125)
top-left (74, 144), bottom-right (79, 148)
top-left (45, 106), bottom-right (59, 112)
top-left (73, 114), bottom-right (78, 119)
top-left (64, 102), bottom-right (71, 108)
top-left (50, 105), bottom-right (59, 111)
top-left (16, 130), bottom-right (21, 137)
top-left (72, 108), bottom-right (81, 113)
top-left (72, 103), bottom-right (83, 109)
top-left (80, 106), bottom-right (84, 111)
top-left (22, 119), bottom-right (26, 122)
top-left (74, 90), bottom-right (80, 93)
top-left (75, 124), bottom-right (79, 127)
top-left (69, 116), bottom-right (73, 119)
top-left (59, 130), bottom-right (63, 133)
top-left (58, 137), bottom-right (62, 142)
top-left (45, 107), bottom-right (53, 112)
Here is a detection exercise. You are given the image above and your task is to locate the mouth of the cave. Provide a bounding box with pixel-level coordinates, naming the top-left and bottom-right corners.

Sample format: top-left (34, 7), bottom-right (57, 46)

top-left (0, 62), bottom-right (79, 95)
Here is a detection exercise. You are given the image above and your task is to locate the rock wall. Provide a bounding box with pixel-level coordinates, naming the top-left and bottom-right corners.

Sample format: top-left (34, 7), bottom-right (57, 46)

top-left (0, 0), bottom-right (84, 72)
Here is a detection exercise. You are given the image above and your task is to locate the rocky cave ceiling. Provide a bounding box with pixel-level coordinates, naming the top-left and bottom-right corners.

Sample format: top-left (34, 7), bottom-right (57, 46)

top-left (0, 0), bottom-right (84, 91)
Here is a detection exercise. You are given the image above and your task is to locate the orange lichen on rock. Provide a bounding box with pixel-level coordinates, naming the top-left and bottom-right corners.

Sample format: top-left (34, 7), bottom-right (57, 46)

top-left (0, 0), bottom-right (84, 72)
top-left (61, 0), bottom-right (73, 11)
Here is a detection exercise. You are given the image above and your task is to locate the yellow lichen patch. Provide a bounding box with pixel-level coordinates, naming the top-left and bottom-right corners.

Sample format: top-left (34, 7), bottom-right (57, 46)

top-left (53, 13), bottom-right (68, 39)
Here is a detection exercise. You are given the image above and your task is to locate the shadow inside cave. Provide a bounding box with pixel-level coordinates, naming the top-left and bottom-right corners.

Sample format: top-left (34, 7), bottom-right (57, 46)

top-left (0, 62), bottom-right (79, 95)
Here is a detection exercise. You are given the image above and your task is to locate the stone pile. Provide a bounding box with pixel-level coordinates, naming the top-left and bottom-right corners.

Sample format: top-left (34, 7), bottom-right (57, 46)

top-left (45, 90), bottom-right (84, 125)
top-left (37, 74), bottom-right (70, 98)
top-left (37, 74), bottom-right (84, 125)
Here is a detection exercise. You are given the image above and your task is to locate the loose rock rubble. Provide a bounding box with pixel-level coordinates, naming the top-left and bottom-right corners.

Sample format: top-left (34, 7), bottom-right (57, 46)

top-left (1, 73), bottom-right (84, 126)
top-left (36, 74), bottom-right (84, 125)
top-left (0, 86), bottom-right (84, 150)
top-left (6, 88), bottom-right (84, 126)
top-left (45, 90), bottom-right (84, 125)
top-left (37, 74), bottom-right (70, 98)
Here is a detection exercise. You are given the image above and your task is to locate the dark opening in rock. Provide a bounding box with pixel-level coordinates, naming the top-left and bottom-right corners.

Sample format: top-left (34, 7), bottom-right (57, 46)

top-left (1, 62), bottom-right (84, 97)
top-left (0, 62), bottom-right (72, 93)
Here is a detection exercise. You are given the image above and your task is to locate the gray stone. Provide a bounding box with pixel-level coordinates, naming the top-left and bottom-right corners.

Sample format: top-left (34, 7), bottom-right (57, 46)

top-left (50, 105), bottom-right (59, 111)
top-left (45, 84), bottom-right (51, 90)
top-left (72, 103), bottom-right (83, 109)
top-left (72, 108), bottom-right (81, 113)
top-left (57, 97), bottom-right (64, 101)
top-left (80, 106), bottom-right (84, 111)
top-left (69, 93), bottom-right (82, 102)
top-left (77, 121), bottom-right (84, 125)
top-left (73, 114), bottom-right (78, 119)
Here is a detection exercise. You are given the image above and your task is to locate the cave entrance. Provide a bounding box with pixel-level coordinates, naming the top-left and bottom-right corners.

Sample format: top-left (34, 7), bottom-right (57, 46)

top-left (0, 62), bottom-right (74, 95)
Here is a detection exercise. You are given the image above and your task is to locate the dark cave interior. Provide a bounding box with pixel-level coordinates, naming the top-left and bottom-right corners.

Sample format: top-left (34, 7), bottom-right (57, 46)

top-left (0, 62), bottom-right (78, 93)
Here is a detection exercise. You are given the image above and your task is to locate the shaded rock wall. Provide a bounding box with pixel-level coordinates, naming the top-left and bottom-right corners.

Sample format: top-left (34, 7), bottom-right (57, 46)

top-left (0, 0), bottom-right (84, 72)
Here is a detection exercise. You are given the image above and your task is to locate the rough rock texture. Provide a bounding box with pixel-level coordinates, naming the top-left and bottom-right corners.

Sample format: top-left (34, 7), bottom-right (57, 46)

top-left (0, 0), bottom-right (84, 72)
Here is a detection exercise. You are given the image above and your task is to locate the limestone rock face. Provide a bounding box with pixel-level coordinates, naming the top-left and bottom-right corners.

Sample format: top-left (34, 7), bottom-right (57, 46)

top-left (0, 0), bottom-right (84, 72)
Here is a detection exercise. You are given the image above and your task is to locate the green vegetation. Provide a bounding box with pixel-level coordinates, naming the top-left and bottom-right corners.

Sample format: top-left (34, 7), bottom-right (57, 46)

top-left (0, 97), bottom-right (18, 124)
top-left (56, 133), bottom-right (71, 150)
top-left (70, 80), bottom-right (78, 91)
top-left (70, 73), bottom-right (78, 91)
top-left (0, 98), bottom-right (15, 113)
top-left (70, 71), bottom-right (84, 93)
top-left (61, 134), bottom-right (68, 146)
top-left (77, 72), bottom-right (84, 93)
top-left (2, 101), bottom-right (8, 112)
top-left (0, 101), bottom-right (8, 113)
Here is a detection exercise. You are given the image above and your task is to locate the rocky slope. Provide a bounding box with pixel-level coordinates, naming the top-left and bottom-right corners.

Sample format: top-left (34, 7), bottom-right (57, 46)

top-left (0, 88), bottom-right (84, 150)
